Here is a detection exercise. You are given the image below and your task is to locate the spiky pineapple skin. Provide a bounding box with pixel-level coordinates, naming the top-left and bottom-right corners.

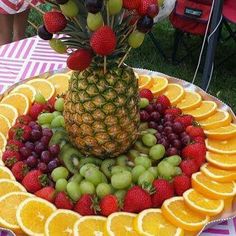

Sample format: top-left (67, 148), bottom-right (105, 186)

top-left (64, 65), bottom-right (140, 158)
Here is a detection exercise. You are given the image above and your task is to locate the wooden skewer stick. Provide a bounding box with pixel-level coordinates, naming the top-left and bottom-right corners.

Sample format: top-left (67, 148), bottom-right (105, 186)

top-left (73, 17), bottom-right (83, 31)
top-left (24, 0), bottom-right (45, 14)
top-left (104, 56), bottom-right (107, 74)
top-left (111, 16), bottom-right (115, 29)
top-left (28, 20), bottom-right (38, 30)
top-left (106, 3), bottom-right (110, 26)
top-left (118, 47), bottom-right (132, 68)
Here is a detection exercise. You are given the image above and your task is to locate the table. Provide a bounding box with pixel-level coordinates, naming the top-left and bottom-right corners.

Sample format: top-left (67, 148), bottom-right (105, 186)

top-left (0, 36), bottom-right (236, 236)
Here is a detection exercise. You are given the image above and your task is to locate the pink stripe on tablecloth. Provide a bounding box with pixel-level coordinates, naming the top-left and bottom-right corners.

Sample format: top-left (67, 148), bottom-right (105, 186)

top-left (20, 61), bottom-right (32, 80)
top-left (0, 43), bottom-right (10, 57)
top-left (39, 62), bottom-right (47, 74)
top-left (30, 57), bottom-right (66, 63)
top-left (219, 221), bottom-right (228, 226)
top-left (8, 41), bottom-right (18, 57)
top-left (0, 70), bottom-right (18, 75)
top-left (30, 62), bottom-right (40, 77)
top-left (0, 62), bottom-right (22, 67)
top-left (204, 228), bottom-right (230, 234)
top-left (16, 40), bottom-right (27, 58)
top-left (23, 39), bottom-right (35, 59)
top-left (49, 63), bottom-right (56, 71)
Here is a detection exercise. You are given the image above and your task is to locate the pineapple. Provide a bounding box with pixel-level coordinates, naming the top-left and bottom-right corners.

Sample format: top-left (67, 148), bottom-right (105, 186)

top-left (38, 0), bottom-right (157, 157)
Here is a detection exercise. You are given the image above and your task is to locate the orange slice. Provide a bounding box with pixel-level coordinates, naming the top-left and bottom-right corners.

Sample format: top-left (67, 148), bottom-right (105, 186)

top-left (192, 172), bottom-right (236, 199)
top-left (0, 192), bottom-right (33, 233)
top-left (106, 212), bottom-right (140, 235)
top-left (135, 209), bottom-right (184, 236)
top-left (150, 76), bottom-right (168, 95)
top-left (204, 123), bottom-right (236, 140)
top-left (206, 138), bottom-right (236, 154)
top-left (1, 93), bottom-right (30, 115)
top-left (138, 75), bottom-right (154, 89)
top-left (74, 216), bottom-right (106, 236)
top-left (176, 91), bottom-right (202, 111)
top-left (0, 166), bottom-right (15, 180)
top-left (11, 84), bottom-right (36, 103)
top-left (200, 163), bottom-right (236, 182)
top-left (0, 132), bottom-right (7, 151)
top-left (45, 209), bottom-right (81, 236)
top-left (0, 104), bottom-right (18, 125)
top-left (0, 150), bottom-right (3, 165)
top-left (199, 110), bottom-right (232, 130)
top-left (0, 114), bottom-right (11, 137)
top-left (185, 101), bottom-right (217, 121)
top-left (0, 179), bottom-right (25, 197)
top-left (16, 197), bottom-right (56, 236)
top-left (47, 73), bottom-right (70, 96)
top-left (27, 79), bottom-right (55, 101)
top-left (183, 189), bottom-right (224, 216)
top-left (163, 84), bottom-right (185, 105)
top-left (161, 197), bottom-right (209, 231)
top-left (206, 152), bottom-right (236, 170)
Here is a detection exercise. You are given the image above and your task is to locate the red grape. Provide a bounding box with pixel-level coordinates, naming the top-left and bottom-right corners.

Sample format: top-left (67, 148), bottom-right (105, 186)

top-left (41, 150), bottom-right (51, 163)
top-left (140, 110), bottom-right (150, 122)
top-left (168, 133), bottom-right (178, 141)
top-left (35, 142), bottom-right (46, 154)
top-left (148, 121), bottom-right (158, 129)
top-left (41, 136), bottom-right (51, 146)
top-left (157, 125), bottom-right (164, 132)
top-left (48, 159), bottom-right (59, 172)
top-left (42, 128), bottom-right (53, 137)
top-left (31, 129), bottom-right (42, 141)
top-left (172, 139), bottom-right (182, 149)
top-left (24, 142), bottom-right (35, 151)
top-left (20, 147), bottom-right (32, 159)
top-left (172, 122), bottom-right (184, 134)
top-left (181, 136), bottom-right (191, 146)
top-left (49, 144), bottom-right (60, 156)
top-left (145, 104), bottom-right (155, 113)
top-left (150, 111), bottom-right (160, 122)
top-left (164, 126), bottom-right (172, 134)
top-left (38, 162), bottom-right (48, 173)
top-left (26, 155), bottom-right (38, 167)
top-left (166, 147), bottom-right (178, 156)
top-left (164, 114), bottom-right (175, 122)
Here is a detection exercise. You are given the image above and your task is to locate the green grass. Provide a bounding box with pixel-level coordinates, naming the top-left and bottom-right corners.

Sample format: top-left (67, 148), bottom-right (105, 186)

top-left (27, 9), bottom-right (236, 111)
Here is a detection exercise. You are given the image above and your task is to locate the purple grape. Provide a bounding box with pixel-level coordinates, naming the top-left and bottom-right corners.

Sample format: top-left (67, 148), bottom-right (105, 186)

top-left (41, 136), bottom-right (51, 146)
top-left (49, 144), bottom-right (60, 156)
top-left (48, 159), bottom-right (59, 172)
top-left (29, 121), bottom-right (37, 128)
top-left (166, 147), bottom-right (178, 156)
top-left (158, 138), bottom-right (169, 149)
top-left (172, 122), bottom-right (184, 134)
top-left (155, 132), bottom-right (162, 140)
top-left (164, 121), bottom-right (172, 127)
top-left (42, 128), bottom-right (53, 137)
top-left (31, 151), bottom-right (39, 158)
top-left (32, 124), bottom-right (42, 131)
top-left (164, 114), bottom-right (175, 122)
top-left (168, 133), bottom-right (178, 141)
top-left (157, 125), bottom-right (164, 132)
top-left (181, 135), bottom-right (191, 146)
top-left (180, 132), bottom-right (187, 138)
top-left (172, 139), bottom-right (182, 149)
top-left (31, 129), bottom-right (42, 141)
top-left (37, 162), bottom-right (48, 173)
top-left (145, 104), bottom-right (154, 113)
top-left (148, 121), bottom-right (158, 130)
top-left (153, 103), bottom-right (164, 114)
top-left (35, 142), bottom-right (46, 154)
top-left (150, 111), bottom-right (160, 122)
top-left (24, 142), bottom-right (35, 151)
top-left (20, 147), bottom-right (32, 159)
top-left (164, 126), bottom-right (172, 135)
top-left (140, 110), bottom-right (150, 122)
top-left (41, 150), bottom-right (51, 163)
top-left (26, 155), bottom-right (38, 168)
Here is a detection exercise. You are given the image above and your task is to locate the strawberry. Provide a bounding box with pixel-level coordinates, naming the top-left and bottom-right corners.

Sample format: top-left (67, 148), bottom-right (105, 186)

top-left (13, 125), bottom-right (32, 141)
top-left (173, 175), bottom-right (191, 196)
top-left (100, 195), bottom-right (119, 216)
top-left (123, 186), bottom-right (152, 213)
top-left (138, 0), bottom-right (156, 16)
top-left (139, 89), bottom-right (153, 102)
top-left (15, 115), bottom-right (32, 125)
top-left (182, 143), bottom-right (206, 167)
top-left (164, 107), bottom-right (182, 117)
top-left (180, 159), bottom-right (199, 177)
top-left (90, 26), bottom-right (117, 56)
top-left (67, 49), bottom-right (93, 71)
top-left (192, 136), bottom-right (205, 144)
top-left (156, 95), bottom-right (171, 110)
top-left (123, 0), bottom-right (141, 10)
top-left (8, 125), bottom-right (19, 140)
top-left (11, 161), bottom-right (29, 181)
top-left (43, 11), bottom-right (67, 34)
top-left (22, 170), bottom-right (48, 193)
top-left (2, 150), bottom-right (20, 168)
top-left (151, 179), bottom-right (174, 207)
top-left (35, 186), bottom-right (56, 203)
top-left (48, 96), bottom-right (56, 110)
top-left (186, 125), bottom-right (205, 138)
top-left (6, 140), bottom-right (23, 151)
top-left (55, 192), bottom-right (73, 210)
top-left (174, 115), bottom-right (194, 128)
top-left (29, 103), bottom-right (45, 120)
top-left (74, 194), bottom-right (95, 216)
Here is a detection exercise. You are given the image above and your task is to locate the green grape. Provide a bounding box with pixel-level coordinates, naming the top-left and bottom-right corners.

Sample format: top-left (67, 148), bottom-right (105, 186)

top-left (101, 159), bottom-right (116, 178)
top-left (55, 178), bottom-right (68, 192)
top-left (38, 113), bottom-right (54, 125)
top-left (52, 111), bottom-right (61, 118)
top-left (101, 172), bottom-right (108, 183)
top-left (80, 157), bottom-right (102, 167)
top-left (87, 12), bottom-right (103, 31)
top-left (84, 168), bottom-right (103, 186)
top-left (114, 190), bottom-right (126, 202)
top-left (41, 124), bottom-right (51, 129)
top-left (142, 133), bottom-right (157, 147)
top-left (51, 167), bottom-right (69, 182)
top-left (128, 31), bottom-right (145, 48)
top-left (54, 98), bottom-right (64, 112)
top-left (79, 163), bottom-right (98, 177)
top-left (165, 155), bottom-right (182, 166)
top-left (108, 0), bottom-right (122, 15)
top-left (149, 144), bottom-right (165, 160)
top-left (51, 115), bottom-right (65, 128)
top-left (69, 173), bottom-right (83, 184)
top-left (111, 171), bottom-right (132, 189)
top-left (138, 171), bottom-right (155, 186)
top-left (139, 98), bottom-right (149, 109)
top-left (80, 180), bottom-right (95, 195)
top-left (134, 141), bottom-right (149, 154)
top-left (174, 167), bottom-right (182, 176)
top-left (131, 165), bottom-right (146, 183)
top-left (96, 183), bottom-right (112, 199)
top-left (148, 166), bottom-right (158, 179)
top-left (134, 156), bottom-right (151, 169)
top-left (146, 129), bottom-right (158, 134)
top-left (34, 92), bottom-right (46, 104)
top-left (66, 182), bottom-right (81, 201)
top-left (49, 39), bottom-right (67, 54)
top-left (139, 122), bottom-right (149, 131)
top-left (111, 166), bottom-right (129, 175)
top-left (60, 0), bottom-right (79, 17)
top-left (128, 149), bottom-right (140, 161)
top-left (157, 161), bottom-right (175, 180)
top-left (116, 155), bottom-right (128, 167)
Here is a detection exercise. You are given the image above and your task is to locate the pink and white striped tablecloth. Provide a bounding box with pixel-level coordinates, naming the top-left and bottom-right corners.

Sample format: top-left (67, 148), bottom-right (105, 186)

top-left (0, 36), bottom-right (235, 236)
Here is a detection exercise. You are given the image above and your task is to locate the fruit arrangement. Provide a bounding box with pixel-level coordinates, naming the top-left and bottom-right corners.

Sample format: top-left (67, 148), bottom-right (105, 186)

top-left (0, 71), bottom-right (235, 236)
